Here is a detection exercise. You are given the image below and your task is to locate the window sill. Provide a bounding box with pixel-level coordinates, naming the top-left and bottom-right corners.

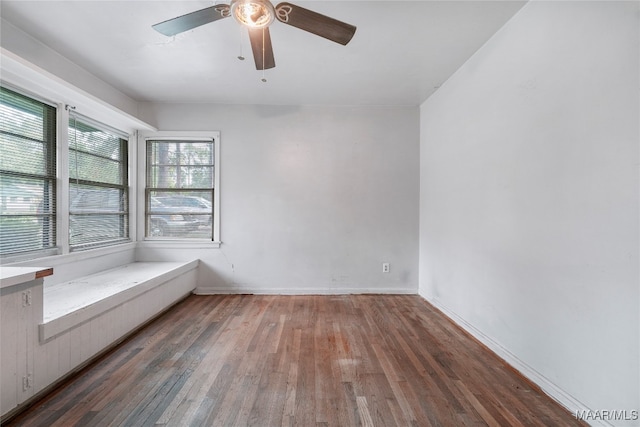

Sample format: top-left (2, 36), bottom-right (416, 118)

top-left (5, 243), bottom-right (136, 268)
top-left (1, 248), bottom-right (61, 264)
top-left (137, 240), bottom-right (221, 249)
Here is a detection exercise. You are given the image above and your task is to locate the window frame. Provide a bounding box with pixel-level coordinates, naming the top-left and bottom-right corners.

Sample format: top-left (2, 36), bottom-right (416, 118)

top-left (139, 131), bottom-right (221, 245)
top-left (0, 83), bottom-right (138, 263)
top-left (0, 85), bottom-right (58, 259)
top-left (1, 51), bottom-right (155, 263)
top-left (67, 112), bottom-right (130, 251)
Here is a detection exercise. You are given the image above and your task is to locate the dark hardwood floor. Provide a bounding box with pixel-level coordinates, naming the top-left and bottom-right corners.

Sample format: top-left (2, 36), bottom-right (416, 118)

top-left (5, 295), bottom-right (586, 426)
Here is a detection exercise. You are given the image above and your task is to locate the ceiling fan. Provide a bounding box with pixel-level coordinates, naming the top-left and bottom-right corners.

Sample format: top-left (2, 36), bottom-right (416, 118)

top-left (152, 0), bottom-right (356, 73)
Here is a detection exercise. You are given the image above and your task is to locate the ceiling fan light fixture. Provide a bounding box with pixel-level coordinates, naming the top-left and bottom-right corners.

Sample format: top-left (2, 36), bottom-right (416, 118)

top-left (230, 0), bottom-right (275, 28)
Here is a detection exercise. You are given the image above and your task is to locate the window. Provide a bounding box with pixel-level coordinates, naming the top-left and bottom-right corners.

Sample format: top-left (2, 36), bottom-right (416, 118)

top-left (145, 137), bottom-right (218, 240)
top-left (69, 113), bottom-right (129, 250)
top-left (0, 87), bottom-right (56, 257)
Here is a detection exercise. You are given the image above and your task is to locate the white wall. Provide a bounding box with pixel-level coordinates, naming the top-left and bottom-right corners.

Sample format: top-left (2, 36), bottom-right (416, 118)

top-left (138, 103), bottom-right (420, 294)
top-left (1, 19), bottom-right (140, 121)
top-left (419, 1), bottom-right (639, 423)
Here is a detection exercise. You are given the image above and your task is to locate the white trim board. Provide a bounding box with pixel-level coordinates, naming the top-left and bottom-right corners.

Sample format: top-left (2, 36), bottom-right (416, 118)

top-left (1, 48), bottom-right (155, 134)
top-left (194, 286), bottom-right (417, 295)
top-left (420, 295), bottom-right (612, 427)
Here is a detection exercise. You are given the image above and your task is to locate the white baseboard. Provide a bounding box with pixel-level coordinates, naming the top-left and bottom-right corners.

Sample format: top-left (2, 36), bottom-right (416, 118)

top-left (194, 286), bottom-right (416, 295)
top-left (420, 295), bottom-right (612, 427)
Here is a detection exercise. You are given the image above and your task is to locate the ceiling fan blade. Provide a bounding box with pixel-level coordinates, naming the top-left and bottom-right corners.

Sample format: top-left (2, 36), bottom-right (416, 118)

top-left (275, 2), bottom-right (356, 45)
top-left (248, 27), bottom-right (276, 70)
top-left (152, 5), bottom-right (230, 37)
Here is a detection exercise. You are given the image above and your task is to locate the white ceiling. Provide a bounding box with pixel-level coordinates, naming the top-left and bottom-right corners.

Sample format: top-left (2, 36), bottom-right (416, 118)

top-left (0, 0), bottom-right (526, 106)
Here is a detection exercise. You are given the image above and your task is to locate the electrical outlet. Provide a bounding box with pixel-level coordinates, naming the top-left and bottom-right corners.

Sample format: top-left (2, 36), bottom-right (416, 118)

top-left (22, 373), bottom-right (32, 391)
top-left (382, 263), bottom-right (390, 273)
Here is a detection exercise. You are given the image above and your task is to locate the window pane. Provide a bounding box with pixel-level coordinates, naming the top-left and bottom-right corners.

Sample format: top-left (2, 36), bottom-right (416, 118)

top-left (70, 184), bottom-right (125, 212)
top-left (70, 151), bottom-right (123, 184)
top-left (146, 140), bottom-right (214, 239)
top-left (147, 141), bottom-right (214, 188)
top-left (0, 86), bottom-right (56, 257)
top-left (69, 185), bottom-right (128, 247)
top-left (1, 174), bottom-right (55, 214)
top-left (147, 190), bottom-right (212, 238)
top-left (0, 133), bottom-right (46, 174)
top-left (0, 174), bottom-right (56, 254)
top-left (0, 91), bottom-right (47, 140)
top-left (0, 215), bottom-right (54, 254)
top-left (69, 118), bottom-right (124, 184)
top-left (69, 115), bottom-right (128, 250)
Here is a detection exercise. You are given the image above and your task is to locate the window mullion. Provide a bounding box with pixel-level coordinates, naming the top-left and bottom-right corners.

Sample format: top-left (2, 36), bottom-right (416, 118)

top-left (57, 104), bottom-right (70, 254)
top-left (70, 179), bottom-right (127, 190)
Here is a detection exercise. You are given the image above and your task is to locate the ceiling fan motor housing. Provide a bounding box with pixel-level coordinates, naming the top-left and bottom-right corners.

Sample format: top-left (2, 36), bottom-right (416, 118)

top-left (230, 0), bottom-right (276, 28)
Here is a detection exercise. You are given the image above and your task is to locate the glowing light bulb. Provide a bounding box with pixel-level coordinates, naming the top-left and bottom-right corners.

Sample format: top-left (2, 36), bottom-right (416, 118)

top-left (231, 0), bottom-right (275, 28)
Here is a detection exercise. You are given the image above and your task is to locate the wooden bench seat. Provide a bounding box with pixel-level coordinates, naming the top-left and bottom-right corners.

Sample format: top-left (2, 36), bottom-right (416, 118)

top-left (40, 260), bottom-right (198, 341)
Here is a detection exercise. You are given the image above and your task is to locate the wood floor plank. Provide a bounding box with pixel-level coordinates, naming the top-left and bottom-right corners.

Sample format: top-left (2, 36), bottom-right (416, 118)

top-left (4, 294), bottom-right (588, 427)
top-left (355, 396), bottom-right (374, 427)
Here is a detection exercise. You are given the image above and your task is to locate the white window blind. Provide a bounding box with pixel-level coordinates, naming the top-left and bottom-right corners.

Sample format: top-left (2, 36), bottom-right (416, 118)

top-left (146, 140), bottom-right (214, 239)
top-left (0, 86), bottom-right (56, 257)
top-left (69, 113), bottom-right (129, 250)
